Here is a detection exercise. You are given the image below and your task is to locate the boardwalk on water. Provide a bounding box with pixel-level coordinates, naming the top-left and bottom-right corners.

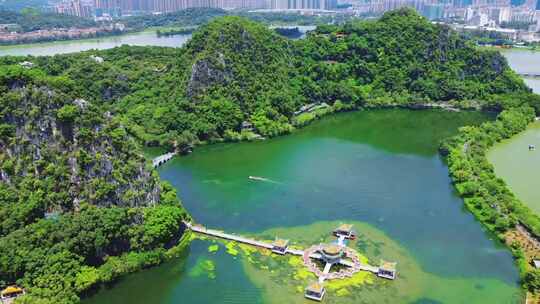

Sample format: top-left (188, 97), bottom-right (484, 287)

top-left (184, 221), bottom-right (395, 301)
top-left (184, 221), bottom-right (380, 273)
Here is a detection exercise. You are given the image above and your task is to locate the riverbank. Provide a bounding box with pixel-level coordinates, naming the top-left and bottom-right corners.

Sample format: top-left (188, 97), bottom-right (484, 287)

top-left (0, 27), bottom-right (129, 46)
top-left (0, 24), bottom-right (314, 57)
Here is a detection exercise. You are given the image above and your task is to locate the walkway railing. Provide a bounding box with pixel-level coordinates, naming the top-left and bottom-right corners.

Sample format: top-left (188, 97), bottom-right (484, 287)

top-left (152, 152), bottom-right (176, 168)
top-left (184, 221), bottom-right (381, 275)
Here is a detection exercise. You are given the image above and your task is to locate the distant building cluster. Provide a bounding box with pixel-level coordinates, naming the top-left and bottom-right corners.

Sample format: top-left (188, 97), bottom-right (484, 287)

top-left (269, 0), bottom-right (338, 10)
top-left (50, 0), bottom-right (539, 41)
top-left (349, 0), bottom-right (540, 28)
top-left (94, 0), bottom-right (267, 15)
top-left (54, 0), bottom-right (94, 17)
top-left (53, 0), bottom-right (337, 17)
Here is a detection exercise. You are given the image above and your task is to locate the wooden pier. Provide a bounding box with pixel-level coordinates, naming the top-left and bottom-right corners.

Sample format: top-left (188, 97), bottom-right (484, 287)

top-left (152, 152), bottom-right (176, 168)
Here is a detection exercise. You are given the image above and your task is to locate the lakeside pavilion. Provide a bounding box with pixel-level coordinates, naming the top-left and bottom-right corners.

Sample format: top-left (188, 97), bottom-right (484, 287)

top-left (321, 244), bottom-right (344, 264)
top-left (271, 238), bottom-right (289, 255)
top-left (378, 260), bottom-right (397, 280)
top-left (1, 286), bottom-right (25, 303)
top-left (304, 282), bottom-right (326, 302)
top-left (333, 224), bottom-right (356, 239)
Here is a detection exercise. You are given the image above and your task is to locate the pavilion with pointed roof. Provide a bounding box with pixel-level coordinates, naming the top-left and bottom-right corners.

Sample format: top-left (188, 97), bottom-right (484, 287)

top-left (333, 224), bottom-right (356, 239)
top-left (378, 260), bottom-right (397, 280)
top-left (271, 238), bottom-right (289, 255)
top-left (1, 285), bottom-right (25, 302)
top-left (304, 282), bottom-right (326, 301)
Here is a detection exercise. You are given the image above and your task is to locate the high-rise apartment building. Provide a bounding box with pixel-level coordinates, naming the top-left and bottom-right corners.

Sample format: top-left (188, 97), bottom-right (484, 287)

top-left (270, 0), bottom-right (336, 10)
top-left (93, 0), bottom-right (267, 13)
top-left (55, 0), bottom-right (93, 17)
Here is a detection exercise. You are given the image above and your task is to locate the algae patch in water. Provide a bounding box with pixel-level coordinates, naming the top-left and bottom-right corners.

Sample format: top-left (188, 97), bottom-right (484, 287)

top-left (189, 221), bottom-right (520, 303)
top-left (208, 244), bottom-right (219, 253)
top-left (188, 257), bottom-right (216, 279)
top-left (214, 221), bottom-right (520, 304)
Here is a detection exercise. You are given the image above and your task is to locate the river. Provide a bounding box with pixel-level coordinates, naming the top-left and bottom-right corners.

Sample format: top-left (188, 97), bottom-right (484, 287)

top-left (83, 109), bottom-right (521, 304)
top-left (0, 26), bottom-right (315, 57)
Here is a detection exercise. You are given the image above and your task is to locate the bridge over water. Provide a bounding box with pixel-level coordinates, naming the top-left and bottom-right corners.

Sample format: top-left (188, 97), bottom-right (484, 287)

top-left (152, 152), bottom-right (176, 168)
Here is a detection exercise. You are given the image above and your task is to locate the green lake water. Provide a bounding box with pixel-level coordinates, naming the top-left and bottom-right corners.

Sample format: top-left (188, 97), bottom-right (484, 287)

top-left (488, 49), bottom-right (540, 215)
top-left (84, 109), bottom-right (522, 304)
top-left (488, 121), bottom-right (540, 215)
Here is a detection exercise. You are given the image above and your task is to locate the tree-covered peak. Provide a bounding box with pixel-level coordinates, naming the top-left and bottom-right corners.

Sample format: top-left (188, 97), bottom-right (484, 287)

top-left (185, 16), bottom-right (287, 56)
top-left (299, 9), bottom-right (528, 102)
top-left (182, 16), bottom-right (299, 123)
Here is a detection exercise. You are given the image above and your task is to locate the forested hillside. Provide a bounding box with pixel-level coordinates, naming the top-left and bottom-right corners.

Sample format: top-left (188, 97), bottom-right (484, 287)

top-left (6, 9), bottom-right (531, 148)
top-left (0, 66), bottom-right (188, 303)
top-left (295, 9), bottom-right (528, 106)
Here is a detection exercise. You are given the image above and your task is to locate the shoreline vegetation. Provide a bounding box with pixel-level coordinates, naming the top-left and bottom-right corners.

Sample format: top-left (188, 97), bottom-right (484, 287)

top-left (1, 8), bottom-right (540, 303)
top-left (440, 106), bottom-right (540, 301)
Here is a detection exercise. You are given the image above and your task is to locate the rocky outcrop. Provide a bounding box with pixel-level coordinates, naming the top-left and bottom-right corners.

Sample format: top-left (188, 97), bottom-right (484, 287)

top-left (0, 82), bottom-right (160, 216)
top-left (187, 53), bottom-right (230, 98)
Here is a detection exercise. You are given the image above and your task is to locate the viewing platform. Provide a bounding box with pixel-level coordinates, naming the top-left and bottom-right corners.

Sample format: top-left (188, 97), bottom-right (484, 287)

top-left (152, 152), bottom-right (176, 168)
top-left (184, 221), bottom-right (396, 301)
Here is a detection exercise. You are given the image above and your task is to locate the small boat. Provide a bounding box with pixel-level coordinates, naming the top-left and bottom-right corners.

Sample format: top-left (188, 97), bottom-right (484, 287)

top-left (248, 176), bottom-right (266, 181)
top-left (529, 144), bottom-right (535, 151)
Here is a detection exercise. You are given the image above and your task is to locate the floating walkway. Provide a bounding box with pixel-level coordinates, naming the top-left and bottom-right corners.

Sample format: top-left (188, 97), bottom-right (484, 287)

top-left (185, 221), bottom-right (381, 273)
top-left (184, 221), bottom-right (395, 301)
top-left (187, 222), bottom-right (274, 250)
top-left (152, 152), bottom-right (176, 168)
top-left (184, 222), bottom-right (379, 274)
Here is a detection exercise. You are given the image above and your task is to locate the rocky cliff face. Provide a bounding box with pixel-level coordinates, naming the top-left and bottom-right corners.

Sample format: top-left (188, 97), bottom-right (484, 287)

top-left (187, 53), bottom-right (230, 98)
top-left (0, 68), bottom-right (160, 234)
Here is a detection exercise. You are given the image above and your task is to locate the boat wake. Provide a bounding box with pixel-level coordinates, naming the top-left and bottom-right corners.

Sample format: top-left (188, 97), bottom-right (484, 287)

top-left (248, 176), bottom-right (282, 184)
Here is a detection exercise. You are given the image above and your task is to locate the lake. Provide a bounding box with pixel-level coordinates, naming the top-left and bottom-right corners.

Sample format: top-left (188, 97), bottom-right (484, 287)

top-left (2, 27), bottom-right (532, 304)
top-left (488, 121), bottom-right (540, 215)
top-left (84, 109), bottom-right (521, 304)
